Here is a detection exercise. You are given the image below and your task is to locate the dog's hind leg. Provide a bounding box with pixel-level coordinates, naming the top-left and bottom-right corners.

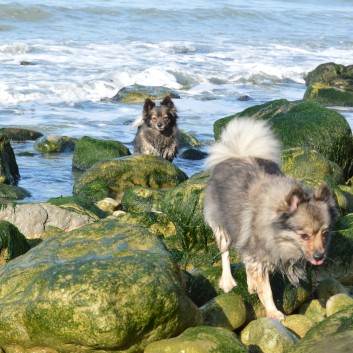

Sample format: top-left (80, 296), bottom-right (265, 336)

top-left (217, 231), bottom-right (237, 293)
top-left (246, 266), bottom-right (285, 321)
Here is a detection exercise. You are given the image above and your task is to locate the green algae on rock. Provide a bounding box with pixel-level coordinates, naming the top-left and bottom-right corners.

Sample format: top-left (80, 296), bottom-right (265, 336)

top-left (213, 100), bottom-right (353, 179)
top-left (73, 155), bottom-right (188, 203)
top-left (145, 326), bottom-right (248, 353)
top-left (162, 171), bottom-right (212, 252)
top-left (0, 220), bottom-right (202, 352)
top-left (34, 134), bottom-right (77, 153)
top-left (304, 62), bottom-right (353, 107)
top-left (0, 138), bottom-right (20, 185)
top-left (0, 220), bottom-right (30, 266)
top-left (111, 84), bottom-right (181, 103)
top-left (0, 128), bottom-right (43, 141)
top-left (0, 183), bottom-right (30, 200)
top-left (72, 136), bottom-right (131, 171)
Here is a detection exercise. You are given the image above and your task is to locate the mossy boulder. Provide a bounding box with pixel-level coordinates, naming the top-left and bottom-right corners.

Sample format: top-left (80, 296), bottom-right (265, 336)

top-left (241, 317), bottom-right (298, 353)
top-left (73, 155), bottom-right (188, 203)
top-left (298, 299), bottom-right (326, 323)
top-left (162, 171), bottom-right (212, 252)
top-left (0, 184), bottom-right (30, 200)
top-left (200, 292), bottom-right (247, 330)
top-left (178, 130), bottom-right (202, 148)
top-left (180, 148), bottom-right (207, 160)
top-left (0, 220), bottom-right (30, 266)
top-left (214, 100), bottom-right (353, 179)
top-left (0, 128), bottom-right (43, 141)
top-left (34, 134), bottom-right (77, 153)
top-left (72, 136), bottom-right (131, 171)
top-left (115, 210), bottom-right (176, 238)
top-left (287, 304), bottom-right (353, 353)
top-left (281, 147), bottom-right (344, 187)
top-left (281, 315), bottom-right (316, 339)
top-left (111, 84), bottom-right (180, 103)
top-left (304, 63), bottom-right (353, 107)
top-left (121, 186), bottom-right (165, 213)
top-left (326, 293), bottom-right (353, 316)
top-left (0, 220), bottom-right (202, 352)
top-left (145, 326), bottom-right (248, 353)
top-left (0, 139), bottom-right (20, 185)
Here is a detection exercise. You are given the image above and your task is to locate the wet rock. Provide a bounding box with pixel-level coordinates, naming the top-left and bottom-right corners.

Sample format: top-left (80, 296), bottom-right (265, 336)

top-left (315, 277), bottom-right (348, 305)
top-left (0, 220), bottom-right (30, 266)
top-left (281, 314), bottom-right (316, 338)
top-left (111, 84), bottom-right (181, 103)
top-left (178, 129), bottom-right (202, 148)
top-left (162, 171), bottom-right (212, 252)
top-left (145, 326), bottom-right (248, 353)
top-left (214, 99), bottom-right (353, 179)
top-left (200, 292), bottom-right (247, 330)
top-left (121, 186), bottom-right (165, 213)
top-left (73, 155), bottom-right (188, 203)
top-left (72, 136), bottom-right (131, 171)
top-left (114, 210), bottom-right (176, 238)
top-left (298, 299), bottom-right (326, 323)
top-left (0, 202), bottom-right (96, 238)
top-left (326, 293), bottom-right (353, 316)
top-left (34, 134), bottom-right (77, 153)
top-left (241, 317), bottom-right (298, 353)
top-left (0, 220), bottom-right (202, 352)
top-left (304, 62), bottom-right (353, 107)
top-left (287, 304), bottom-right (353, 353)
top-left (0, 128), bottom-right (43, 141)
top-left (180, 148), bottom-right (207, 160)
top-left (96, 197), bottom-right (120, 214)
top-left (0, 183), bottom-right (30, 200)
top-left (0, 138), bottom-right (19, 185)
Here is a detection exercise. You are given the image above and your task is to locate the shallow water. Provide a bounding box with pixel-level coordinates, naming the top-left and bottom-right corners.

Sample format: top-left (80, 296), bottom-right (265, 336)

top-left (1, 0), bottom-right (353, 202)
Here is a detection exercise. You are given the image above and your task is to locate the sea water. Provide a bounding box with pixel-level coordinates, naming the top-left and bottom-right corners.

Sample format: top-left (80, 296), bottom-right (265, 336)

top-left (0, 0), bottom-right (353, 202)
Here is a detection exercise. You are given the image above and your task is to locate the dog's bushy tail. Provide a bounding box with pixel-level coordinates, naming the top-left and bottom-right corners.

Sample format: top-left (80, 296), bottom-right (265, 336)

top-left (205, 117), bottom-right (281, 170)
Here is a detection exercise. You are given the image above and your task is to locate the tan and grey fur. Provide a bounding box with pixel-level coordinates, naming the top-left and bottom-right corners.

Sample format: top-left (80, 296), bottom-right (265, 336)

top-left (133, 96), bottom-right (178, 162)
top-left (204, 118), bottom-right (338, 320)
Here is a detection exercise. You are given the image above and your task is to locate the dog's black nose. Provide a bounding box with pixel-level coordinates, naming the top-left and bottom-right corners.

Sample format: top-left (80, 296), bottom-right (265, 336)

top-left (157, 122), bottom-right (163, 127)
top-left (313, 252), bottom-right (325, 261)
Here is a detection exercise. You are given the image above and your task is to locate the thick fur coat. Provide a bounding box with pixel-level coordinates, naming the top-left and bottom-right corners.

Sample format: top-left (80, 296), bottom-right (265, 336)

top-left (133, 96), bottom-right (178, 162)
top-left (203, 118), bottom-right (338, 320)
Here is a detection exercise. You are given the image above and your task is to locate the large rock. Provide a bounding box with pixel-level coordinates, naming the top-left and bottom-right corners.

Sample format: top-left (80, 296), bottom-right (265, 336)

top-left (0, 183), bottom-right (30, 200)
top-left (0, 220), bottom-right (202, 352)
top-left (214, 100), bottom-right (353, 179)
top-left (0, 138), bottom-right (20, 185)
top-left (304, 62), bottom-right (353, 107)
top-left (73, 155), bottom-right (188, 203)
top-left (145, 326), bottom-right (248, 353)
top-left (72, 136), bottom-right (131, 171)
top-left (0, 202), bottom-right (96, 238)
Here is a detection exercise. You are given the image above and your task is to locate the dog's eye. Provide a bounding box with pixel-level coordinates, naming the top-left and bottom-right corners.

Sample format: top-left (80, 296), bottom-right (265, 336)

top-left (151, 116), bottom-right (157, 121)
top-left (321, 232), bottom-right (328, 241)
top-left (163, 115), bottom-right (169, 121)
top-left (300, 234), bottom-right (310, 241)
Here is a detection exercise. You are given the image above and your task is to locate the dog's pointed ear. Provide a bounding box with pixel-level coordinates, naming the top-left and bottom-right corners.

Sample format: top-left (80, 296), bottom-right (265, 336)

top-left (143, 98), bottom-right (155, 116)
top-left (161, 96), bottom-right (175, 111)
top-left (314, 182), bottom-right (332, 203)
top-left (286, 184), bottom-right (309, 212)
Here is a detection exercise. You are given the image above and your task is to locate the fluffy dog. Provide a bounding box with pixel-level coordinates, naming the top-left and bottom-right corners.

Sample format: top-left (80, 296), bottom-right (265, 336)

top-left (203, 117), bottom-right (338, 320)
top-left (133, 96), bottom-right (178, 162)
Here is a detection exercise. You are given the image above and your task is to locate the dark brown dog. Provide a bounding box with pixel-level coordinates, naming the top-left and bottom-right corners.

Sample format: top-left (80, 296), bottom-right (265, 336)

top-left (133, 96), bottom-right (178, 162)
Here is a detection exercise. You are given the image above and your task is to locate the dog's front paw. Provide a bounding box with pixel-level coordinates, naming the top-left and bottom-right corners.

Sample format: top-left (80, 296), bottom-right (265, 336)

top-left (219, 276), bottom-right (237, 293)
top-left (267, 310), bottom-right (285, 321)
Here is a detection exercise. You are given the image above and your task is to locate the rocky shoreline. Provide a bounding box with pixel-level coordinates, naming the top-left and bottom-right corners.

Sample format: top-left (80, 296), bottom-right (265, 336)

top-left (0, 63), bottom-right (353, 352)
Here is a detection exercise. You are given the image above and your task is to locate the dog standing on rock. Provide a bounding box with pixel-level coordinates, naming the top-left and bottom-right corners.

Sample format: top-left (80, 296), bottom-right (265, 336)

top-left (203, 117), bottom-right (338, 320)
top-left (133, 96), bottom-right (179, 162)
